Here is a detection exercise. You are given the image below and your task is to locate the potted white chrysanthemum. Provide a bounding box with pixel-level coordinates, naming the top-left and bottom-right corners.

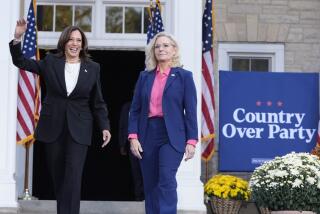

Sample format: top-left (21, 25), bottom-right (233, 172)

top-left (249, 152), bottom-right (320, 214)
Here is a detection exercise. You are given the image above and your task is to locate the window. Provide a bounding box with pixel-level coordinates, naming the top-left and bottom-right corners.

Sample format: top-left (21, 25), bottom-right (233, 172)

top-left (37, 5), bottom-right (53, 31)
top-left (218, 43), bottom-right (284, 72)
top-left (75, 6), bottom-right (92, 32)
top-left (230, 56), bottom-right (271, 72)
top-left (105, 7), bottom-right (122, 33)
top-left (36, 1), bottom-right (169, 49)
top-left (125, 7), bottom-right (142, 33)
top-left (105, 5), bottom-right (153, 34)
top-left (56, 5), bottom-right (72, 31)
top-left (37, 4), bottom-right (93, 32)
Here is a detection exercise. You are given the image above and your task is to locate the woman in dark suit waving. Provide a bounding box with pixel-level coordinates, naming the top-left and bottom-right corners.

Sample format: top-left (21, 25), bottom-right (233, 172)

top-left (10, 19), bottom-right (111, 214)
top-left (128, 32), bottom-right (198, 214)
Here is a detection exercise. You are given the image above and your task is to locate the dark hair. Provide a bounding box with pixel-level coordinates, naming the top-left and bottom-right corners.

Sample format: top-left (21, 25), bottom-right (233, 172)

top-left (55, 26), bottom-right (90, 60)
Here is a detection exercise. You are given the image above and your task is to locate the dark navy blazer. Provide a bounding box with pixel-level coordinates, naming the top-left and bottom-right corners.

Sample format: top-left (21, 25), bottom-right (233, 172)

top-left (128, 67), bottom-right (198, 152)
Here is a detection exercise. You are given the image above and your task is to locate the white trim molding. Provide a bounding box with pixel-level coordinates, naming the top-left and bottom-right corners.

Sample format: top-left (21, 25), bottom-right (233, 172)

top-left (0, 0), bottom-right (19, 208)
top-left (174, 0), bottom-right (205, 212)
top-left (36, 0), bottom-right (172, 50)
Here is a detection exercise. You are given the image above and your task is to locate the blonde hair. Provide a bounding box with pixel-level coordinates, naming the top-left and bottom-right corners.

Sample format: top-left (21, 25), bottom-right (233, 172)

top-left (145, 32), bottom-right (182, 71)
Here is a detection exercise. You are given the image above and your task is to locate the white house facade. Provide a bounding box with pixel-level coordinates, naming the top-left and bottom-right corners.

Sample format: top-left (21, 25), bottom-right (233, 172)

top-left (0, 0), bottom-right (205, 212)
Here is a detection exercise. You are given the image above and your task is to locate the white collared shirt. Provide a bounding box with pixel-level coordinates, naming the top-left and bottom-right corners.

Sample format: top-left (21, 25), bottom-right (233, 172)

top-left (65, 62), bottom-right (80, 96)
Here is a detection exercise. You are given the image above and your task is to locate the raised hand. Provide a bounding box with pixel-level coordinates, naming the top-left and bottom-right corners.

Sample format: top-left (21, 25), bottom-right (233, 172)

top-left (14, 19), bottom-right (27, 39)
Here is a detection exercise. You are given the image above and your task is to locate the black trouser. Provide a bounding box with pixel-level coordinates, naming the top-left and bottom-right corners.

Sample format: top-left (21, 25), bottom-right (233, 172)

top-left (44, 125), bottom-right (88, 214)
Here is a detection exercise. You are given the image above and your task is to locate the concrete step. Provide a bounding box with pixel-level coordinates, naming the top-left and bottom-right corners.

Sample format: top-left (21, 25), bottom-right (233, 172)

top-left (1, 200), bottom-right (206, 214)
top-left (0, 200), bottom-right (261, 214)
top-left (20, 200), bottom-right (145, 214)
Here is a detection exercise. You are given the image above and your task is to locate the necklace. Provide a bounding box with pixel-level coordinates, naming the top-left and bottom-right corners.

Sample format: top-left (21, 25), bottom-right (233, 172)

top-left (66, 58), bottom-right (80, 63)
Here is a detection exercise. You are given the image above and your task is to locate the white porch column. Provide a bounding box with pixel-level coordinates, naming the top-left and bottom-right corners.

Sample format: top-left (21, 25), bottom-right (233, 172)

top-left (171, 0), bottom-right (206, 212)
top-left (0, 0), bottom-right (20, 209)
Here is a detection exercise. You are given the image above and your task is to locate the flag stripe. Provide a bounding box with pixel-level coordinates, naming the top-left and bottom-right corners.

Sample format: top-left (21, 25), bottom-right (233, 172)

top-left (201, 95), bottom-right (214, 135)
top-left (202, 57), bottom-right (215, 129)
top-left (202, 51), bottom-right (215, 105)
top-left (20, 69), bottom-right (36, 98)
top-left (18, 73), bottom-right (35, 109)
top-left (18, 86), bottom-right (35, 125)
top-left (17, 101), bottom-right (34, 135)
top-left (19, 76), bottom-right (35, 110)
top-left (17, 110), bottom-right (32, 138)
top-left (202, 138), bottom-right (214, 158)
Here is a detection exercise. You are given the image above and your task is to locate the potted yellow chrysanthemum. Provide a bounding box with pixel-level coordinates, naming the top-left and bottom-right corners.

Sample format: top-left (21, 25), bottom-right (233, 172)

top-left (204, 174), bottom-right (250, 214)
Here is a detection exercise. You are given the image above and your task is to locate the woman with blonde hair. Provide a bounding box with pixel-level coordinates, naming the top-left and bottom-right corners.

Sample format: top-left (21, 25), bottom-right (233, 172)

top-left (128, 32), bottom-right (198, 214)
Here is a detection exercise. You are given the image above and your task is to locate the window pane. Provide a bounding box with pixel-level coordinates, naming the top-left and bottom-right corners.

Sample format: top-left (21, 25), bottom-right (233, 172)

top-left (37, 5), bottom-right (53, 31)
top-left (56, 5), bottom-right (72, 32)
top-left (232, 58), bottom-right (250, 71)
top-left (251, 59), bottom-right (270, 72)
top-left (144, 7), bottom-right (150, 33)
top-left (75, 6), bottom-right (92, 32)
top-left (125, 7), bottom-right (142, 33)
top-left (106, 7), bottom-right (123, 33)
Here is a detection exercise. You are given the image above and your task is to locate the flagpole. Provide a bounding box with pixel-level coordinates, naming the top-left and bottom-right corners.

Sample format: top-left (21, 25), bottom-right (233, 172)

top-left (205, 160), bottom-right (209, 182)
top-left (19, 0), bottom-right (24, 18)
top-left (22, 141), bottom-right (32, 200)
top-left (19, 140), bottom-right (37, 200)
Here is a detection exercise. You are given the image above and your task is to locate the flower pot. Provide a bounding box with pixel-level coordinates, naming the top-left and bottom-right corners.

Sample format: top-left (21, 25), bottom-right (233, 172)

top-left (209, 196), bottom-right (242, 214)
top-left (271, 211), bottom-right (316, 214)
top-left (259, 207), bottom-right (271, 214)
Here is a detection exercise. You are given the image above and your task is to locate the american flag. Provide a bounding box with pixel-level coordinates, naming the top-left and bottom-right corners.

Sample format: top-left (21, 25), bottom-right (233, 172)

top-left (16, 0), bottom-right (41, 145)
top-left (146, 0), bottom-right (164, 44)
top-left (201, 0), bottom-right (215, 161)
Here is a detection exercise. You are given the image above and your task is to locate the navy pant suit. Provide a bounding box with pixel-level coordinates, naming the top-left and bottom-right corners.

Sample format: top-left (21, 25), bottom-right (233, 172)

top-left (128, 67), bottom-right (198, 214)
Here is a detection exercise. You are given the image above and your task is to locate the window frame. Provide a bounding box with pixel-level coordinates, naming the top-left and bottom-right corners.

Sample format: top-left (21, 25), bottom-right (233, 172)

top-left (35, 0), bottom-right (170, 50)
top-left (37, 2), bottom-right (95, 41)
top-left (229, 55), bottom-right (272, 72)
top-left (218, 43), bottom-right (284, 72)
top-left (103, 4), bottom-right (148, 37)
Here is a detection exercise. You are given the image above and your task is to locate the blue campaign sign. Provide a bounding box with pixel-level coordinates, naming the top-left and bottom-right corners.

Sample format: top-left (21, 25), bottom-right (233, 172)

top-left (219, 71), bottom-right (319, 171)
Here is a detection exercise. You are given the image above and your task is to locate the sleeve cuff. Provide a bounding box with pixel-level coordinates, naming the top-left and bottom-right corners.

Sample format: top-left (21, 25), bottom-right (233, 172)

top-left (128, 133), bottom-right (138, 140)
top-left (187, 139), bottom-right (197, 147)
top-left (12, 39), bottom-right (21, 45)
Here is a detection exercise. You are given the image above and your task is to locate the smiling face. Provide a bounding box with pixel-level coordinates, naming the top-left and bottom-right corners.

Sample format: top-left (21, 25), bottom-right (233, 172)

top-left (154, 36), bottom-right (176, 65)
top-left (64, 30), bottom-right (82, 61)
